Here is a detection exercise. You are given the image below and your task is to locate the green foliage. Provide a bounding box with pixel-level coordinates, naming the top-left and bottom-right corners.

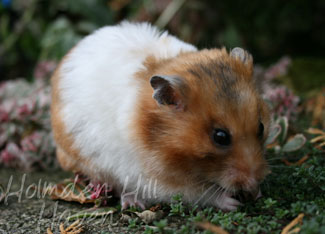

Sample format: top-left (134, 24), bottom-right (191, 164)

top-left (39, 17), bottom-right (82, 60)
top-left (300, 216), bottom-right (325, 234)
top-left (153, 219), bottom-right (168, 231)
top-left (143, 226), bottom-right (156, 234)
top-left (286, 58), bottom-right (325, 96)
top-left (1, 0), bottom-right (325, 80)
top-left (127, 217), bottom-right (139, 229)
top-left (169, 194), bottom-right (186, 217)
top-left (151, 148), bottom-right (324, 233)
top-left (0, 0), bottom-right (114, 80)
top-left (262, 198), bottom-right (277, 209)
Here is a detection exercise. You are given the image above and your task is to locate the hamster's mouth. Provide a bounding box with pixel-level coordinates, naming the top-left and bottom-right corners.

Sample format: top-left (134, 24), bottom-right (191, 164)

top-left (233, 187), bottom-right (262, 203)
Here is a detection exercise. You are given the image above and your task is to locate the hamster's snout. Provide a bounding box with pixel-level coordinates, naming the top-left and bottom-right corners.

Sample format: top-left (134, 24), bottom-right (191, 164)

top-left (234, 186), bottom-right (262, 203)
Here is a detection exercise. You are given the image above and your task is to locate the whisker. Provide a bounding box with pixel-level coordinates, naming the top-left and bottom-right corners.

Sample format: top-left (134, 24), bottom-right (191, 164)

top-left (194, 183), bottom-right (217, 206)
top-left (203, 186), bottom-right (223, 206)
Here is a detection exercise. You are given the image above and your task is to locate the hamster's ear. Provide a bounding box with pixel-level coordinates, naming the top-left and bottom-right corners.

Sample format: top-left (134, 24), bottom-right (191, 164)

top-left (230, 47), bottom-right (253, 68)
top-left (150, 75), bottom-right (187, 111)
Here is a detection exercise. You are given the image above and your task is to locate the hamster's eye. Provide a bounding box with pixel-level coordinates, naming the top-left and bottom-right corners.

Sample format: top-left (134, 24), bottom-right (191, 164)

top-left (258, 122), bottom-right (264, 139)
top-left (213, 128), bottom-right (231, 147)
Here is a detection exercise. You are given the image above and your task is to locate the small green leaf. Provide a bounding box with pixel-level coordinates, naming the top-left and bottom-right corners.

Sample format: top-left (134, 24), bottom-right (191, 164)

top-left (266, 124), bottom-right (282, 145)
top-left (282, 134), bottom-right (306, 152)
top-left (277, 116), bottom-right (288, 144)
top-left (0, 184), bottom-right (5, 203)
top-left (154, 219), bottom-right (168, 229)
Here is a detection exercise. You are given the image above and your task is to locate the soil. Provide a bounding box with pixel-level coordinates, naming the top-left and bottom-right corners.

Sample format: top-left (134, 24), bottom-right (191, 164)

top-left (0, 168), bottom-right (133, 234)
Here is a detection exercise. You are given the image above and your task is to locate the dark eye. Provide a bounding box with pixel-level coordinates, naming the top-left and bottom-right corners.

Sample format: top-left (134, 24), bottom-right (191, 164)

top-left (258, 122), bottom-right (264, 139)
top-left (213, 128), bottom-right (231, 146)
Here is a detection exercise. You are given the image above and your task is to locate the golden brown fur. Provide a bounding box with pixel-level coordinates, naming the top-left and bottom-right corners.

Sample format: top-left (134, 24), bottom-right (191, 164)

top-left (133, 48), bottom-right (270, 193)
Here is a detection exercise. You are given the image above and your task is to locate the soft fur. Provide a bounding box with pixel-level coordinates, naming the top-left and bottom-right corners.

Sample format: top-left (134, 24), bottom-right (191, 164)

top-left (51, 21), bottom-right (270, 211)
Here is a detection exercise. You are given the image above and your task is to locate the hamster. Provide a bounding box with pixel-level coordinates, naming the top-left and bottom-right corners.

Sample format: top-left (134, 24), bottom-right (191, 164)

top-left (51, 21), bottom-right (270, 211)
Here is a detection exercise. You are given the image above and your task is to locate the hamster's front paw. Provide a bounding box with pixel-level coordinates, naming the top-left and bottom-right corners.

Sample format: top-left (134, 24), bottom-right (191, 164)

top-left (215, 191), bottom-right (242, 211)
top-left (121, 193), bottom-right (146, 210)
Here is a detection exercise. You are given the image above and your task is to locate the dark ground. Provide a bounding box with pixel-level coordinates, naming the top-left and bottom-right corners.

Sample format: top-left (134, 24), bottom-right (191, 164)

top-left (0, 168), bottom-right (132, 234)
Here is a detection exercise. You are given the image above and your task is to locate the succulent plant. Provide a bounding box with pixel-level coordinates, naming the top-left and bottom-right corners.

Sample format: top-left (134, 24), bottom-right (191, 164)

top-left (266, 116), bottom-right (306, 153)
top-left (259, 56), bottom-right (301, 122)
top-left (263, 86), bottom-right (300, 122)
top-left (0, 74), bottom-right (58, 171)
top-left (0, 184), bottom-right (4, 203)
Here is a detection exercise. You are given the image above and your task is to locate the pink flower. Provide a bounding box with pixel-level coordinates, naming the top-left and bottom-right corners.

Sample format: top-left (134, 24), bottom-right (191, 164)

top-left (0, 100), bottom-right (15, 121)
top-left (0, 131), bottom-right (7, 147)
top-left (88, 181), bottom-right (112, 199)
top-left (0, 82), bottom-right (6, 97)
top-left (34, 61), bottom-right (57, 79)
top-left (0, 77), bottom-right (56, 170)
top-left (20, 132), bottom-right (42, 152)
top-left (264, 56), bottom-right (291, 81)
top-left (0, 150), bottom-right (15, 164)
top-left (16, 101), bottom-right (35, 117)
top-left (0, 143), bottom-right (21, 165)
top-left (37, 89), bottom-right (51, 108)
top-left (263, 86), bottom-right (300, 120)
top-left (0, 107), bottom-right (9, 122)
top-left (90, 190), bottom-right (101, 200)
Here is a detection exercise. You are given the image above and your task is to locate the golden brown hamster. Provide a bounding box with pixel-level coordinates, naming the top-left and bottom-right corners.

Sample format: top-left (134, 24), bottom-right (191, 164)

top-left (51, 22), bottom-right (270, 211)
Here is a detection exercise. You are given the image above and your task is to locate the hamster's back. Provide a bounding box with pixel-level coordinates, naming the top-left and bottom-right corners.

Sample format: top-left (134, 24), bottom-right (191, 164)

top-left (51, 21), bottom-right (196, 183)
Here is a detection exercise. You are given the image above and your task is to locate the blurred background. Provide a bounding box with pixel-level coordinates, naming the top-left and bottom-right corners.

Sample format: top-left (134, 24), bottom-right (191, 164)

top-left (0, 0), bottom-right (324, 171)
top-left (1, 0), bottom-right (325, 81)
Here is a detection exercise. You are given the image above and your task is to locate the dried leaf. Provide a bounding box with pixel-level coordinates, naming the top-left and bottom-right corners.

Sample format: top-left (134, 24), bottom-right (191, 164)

top-left (43, 177), bottom-right (111, 205)
top-left (49, 220), bottom-right (84, 234)
top-left (306, 89), bottom-right (325, 128)
top-left (67, 207), bottom-right (116, 221)
top-left (318, 142), bottom-right (325, 147)
top-left (120, 213), bottom-right (132, 223)
top-left (306, 128), bottom-right (325, 135)
top-left (282, 154), bottom-right (309, 166)
top-left (60, 223), bottom-right (66, 233)
top-left (196, 222), bottom-right (229, 234)
top-left (65, 220), bottom-right (83, 232)
top-left (48, 183), bottom-right (92, 204)
top-left (135, 210), bottom-right (164, 224)
top-left (310, 135), bottom-right (325, 143)
top-left (282, 134), bottom-right (306, 152)
top-left (282, 159), bottom-right (291, 166)
top-left (307, 128), bottom-right (325, 151)
top-left (149, 204), bottom-right (162, 212)
top-left (287, 227), bottom-right (301, 234)
top-left (281, 213), bottom-right (304, 234)
top-left (295, 154), bottom-right (309, 165)
top-left (267, 142), bottom-right (280, 149)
